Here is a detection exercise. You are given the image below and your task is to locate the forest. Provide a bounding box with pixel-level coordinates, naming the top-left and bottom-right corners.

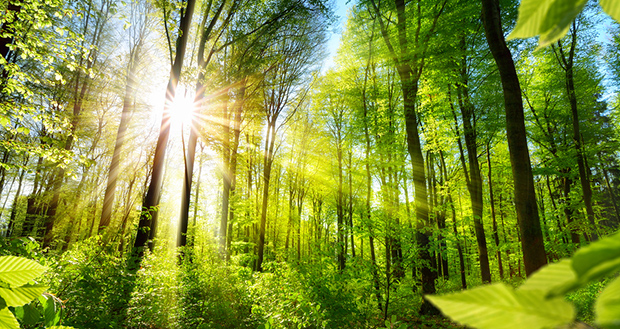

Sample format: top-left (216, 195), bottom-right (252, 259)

top-left (1, 0), bottom-right (620, 328)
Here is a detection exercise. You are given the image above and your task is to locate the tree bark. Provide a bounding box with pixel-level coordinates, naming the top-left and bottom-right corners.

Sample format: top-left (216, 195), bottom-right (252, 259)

top-left (486, 141), bottom-right (503, 279)
top-left (100, 56), bottom-right (139, 231)
top-left (134, 0), bottom-right (196, 255)
top-left (552, 25), bottom-right (598, 241)
top-left (456, 60), bottom-right (491, 282)
top-left (480, 0), bottom-right (548, 276)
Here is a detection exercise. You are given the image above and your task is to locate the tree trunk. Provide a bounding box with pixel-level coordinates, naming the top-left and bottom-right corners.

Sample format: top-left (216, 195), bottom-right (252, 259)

top-left (553, 27), bottom-right (598, 241)
top-left (100, 57), bottom-right (139, 231)
top-left (487, 142), bottom-right (503, 279)
top-left (134, 0), bottom-right (196, 256)
top-left (337, 128), bottom-right (345, 272)
top-left (456, 65), bottom-right (491, 282)
top-left (480, 0), bottom-right (547, 276)
top-left (256, 121), bottom-right (277, 271)
top-left (178, 0), bottom-right (229, 249)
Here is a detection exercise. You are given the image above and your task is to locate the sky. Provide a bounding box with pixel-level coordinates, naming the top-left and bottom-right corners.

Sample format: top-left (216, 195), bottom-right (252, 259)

top-left (323, 0), bottom-right (354, 71)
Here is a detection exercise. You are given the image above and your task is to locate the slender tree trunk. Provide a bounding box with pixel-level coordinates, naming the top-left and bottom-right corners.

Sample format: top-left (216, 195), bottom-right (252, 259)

top-left (257, 121), bottom-right (277, 271)
top-left (100, 58), bottom-right (139, 231)
top-left (348, 151), bottom-right (355, 258)
top-left (134, 0), bottom-right (196, 256)
top-left (486, 142), bottom-right (503, 279)
top-left (450, 194), bottom-right (467, 289)
top-left (480, 0), bottom-right (547, 276)
top-left (553, 28), bottom-right (598, 240)
top-left (219, 96), bottom-right (232, 256)
top-left (337, 129), bottom-right (345, 271)
top-left (361, 37), bottom-right (382, 309)
top-left (6, 166), bottom-right (26, 237)
top-left (178, 0), bottom-right (229, 249)
top-left (456, 69), bottom-right (491, 282)
top-left (600, 159), bottom-right (620, 223)
top-left (437, 151), bottom-right (449, 279)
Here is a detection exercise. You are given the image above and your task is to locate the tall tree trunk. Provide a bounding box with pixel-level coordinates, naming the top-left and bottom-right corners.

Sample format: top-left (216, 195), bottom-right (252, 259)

top-left (348, 150), bottom-right (355, 258)
top-left (178, 0), bottom-right (229, 249)
top-left (337, 128), bottom-right (345, 272)
top-left (219, 96), bottom-right (232, 256)
top-left (100, 57), bottom-right (139, 231)
top-left (369, 0), bottom-right (446, 312)
top-left (480, 0), bottom-right (548, 276)
top-left (134, 0), bottom-right (196, 256)
top-left (552, 26), bottom-right (598, 241)
top-left (486, 141), bottom-right (503, 279)
top-left (256, 121), bottom-right (277, 271)
top-left (361, 35), bottom-right (382, 309)
top-left (437, 151), bottom-right (450, 279)
top-left (456, 64), bottom-right (491, 282)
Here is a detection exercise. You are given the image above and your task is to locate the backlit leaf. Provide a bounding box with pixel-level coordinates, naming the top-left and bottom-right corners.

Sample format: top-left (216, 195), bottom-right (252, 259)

top-left (0, 256), bottom-right (47, 287)
top-left (0, 285), bottom-right (48, 307)
top-left (426, 283), bottom-right (574, 329)
top-left (0, 307), bottom-right (19, 329)
top-left (596, 275), bottom-right (620, 329)
top-left (572, 232), bottom-right (620, 284)
top-left (519, 259), bottom-right (578, 297)
top-left (508, 0), bottom-right (587, 47)
top-left (600, 0), bottom-right (620, 23)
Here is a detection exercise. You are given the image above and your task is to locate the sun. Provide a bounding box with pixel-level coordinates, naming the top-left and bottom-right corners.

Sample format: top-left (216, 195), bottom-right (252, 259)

top-left (170, 87), bottom-right (196, 127)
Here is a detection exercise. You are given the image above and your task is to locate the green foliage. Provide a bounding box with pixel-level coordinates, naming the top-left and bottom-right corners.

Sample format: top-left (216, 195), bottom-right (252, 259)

top-left (0, 238), bottom-right (43, 262)
top-left (596, 275), bottom-right (620, 328)
top-left (0, 256), bottom-right (46, 329)
top-left (177, 256), bottom-right (257, 329)
top-left (251, 261), bottom-right (375, 329)
top-left (47, 236), bottom-right (133, 328)
top-left (427, 283), bottom-right (574, 329)
top-left (427, 231), bottom-right (620, 329)
top-left (125, 247), bottom-right (179, 328)
top-left (0, 255), bottom-right (69, 329)
top-left (509, 0), bottom-right (620, 47)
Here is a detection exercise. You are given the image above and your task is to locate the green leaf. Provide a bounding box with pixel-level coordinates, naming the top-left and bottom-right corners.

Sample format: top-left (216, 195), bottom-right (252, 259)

top-left (508, 0), bottom-right (587, 47)
top-left (40, 294), bottom-right (61, 327)
top-left (0, 285), bottom-right (48, 307)
top-left (572, 232), bottom-right (620, 284)
top-left (14, 304), bottom-right (41, 326)
top-left (0, 256), bottom-right (47, 287)
top-left (596, 275), bottom-right (620, 329)
top-left (0, 307), bottom-right (19, 329)
top-left (519, 259), bottom-right (578, 297)
top-left (425, 283), bottom-right (575, 329)
top-left (600, 0), bottom-right (620, 23)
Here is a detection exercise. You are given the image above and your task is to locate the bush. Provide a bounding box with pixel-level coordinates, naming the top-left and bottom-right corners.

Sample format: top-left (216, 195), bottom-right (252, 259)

top-left (251, 260), bottom-right (376, 328)
top-left (125, 246), bottom-right (180, 328)
top-left (47, 236), bottom-right (134, 328)
top-left (177, 253), bottom-right (258, 329)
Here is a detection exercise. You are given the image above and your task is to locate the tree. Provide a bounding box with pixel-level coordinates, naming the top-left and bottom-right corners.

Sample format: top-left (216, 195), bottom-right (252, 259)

top-left (480, 0), bottom-right (548, 276)
top-left (133, 0), bottom-right (196, 256)
top-left (255, 3), bottom-right (327, 271)
top-left (364, 0), bottom-right (446, 314)
top-left (100, 0), bottom-right (155, 232)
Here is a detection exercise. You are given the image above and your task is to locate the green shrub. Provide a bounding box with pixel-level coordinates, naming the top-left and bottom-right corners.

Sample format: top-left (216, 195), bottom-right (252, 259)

top-left (252, 260), bottom-right (375, 328)
top-left (177, 255), bottom-right (257, 329)
top-left (47, 236), bottom-right (133, 328)
top-left (125, 246), bottom-right (180, 328)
